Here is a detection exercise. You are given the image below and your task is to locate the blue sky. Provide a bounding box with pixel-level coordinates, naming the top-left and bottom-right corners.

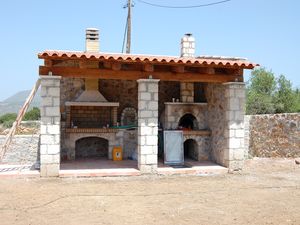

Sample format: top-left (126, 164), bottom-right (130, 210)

top-left (0, 0), bottom-right (299, 101)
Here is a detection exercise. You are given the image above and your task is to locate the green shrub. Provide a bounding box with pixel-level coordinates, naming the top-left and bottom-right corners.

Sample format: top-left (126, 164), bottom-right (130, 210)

top-left (23, 107), bottom-right (40, 121)
top-left (0, 113), bottom-right (17, 124)
top-left (2, 120), bottom-right (15, 128)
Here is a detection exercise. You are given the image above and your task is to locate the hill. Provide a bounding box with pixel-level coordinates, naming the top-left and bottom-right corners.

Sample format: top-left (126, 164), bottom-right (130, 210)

top-left (0, 90), bottom-right (40, 116)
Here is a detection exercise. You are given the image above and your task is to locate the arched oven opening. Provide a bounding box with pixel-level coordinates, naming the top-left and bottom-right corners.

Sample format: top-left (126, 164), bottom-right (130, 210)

top-left (184, 139), bottom-right (198, 160)
top-left (178, 113), bottom-right (197, 130)
top-left (75, 137), bottom-right (108, 159)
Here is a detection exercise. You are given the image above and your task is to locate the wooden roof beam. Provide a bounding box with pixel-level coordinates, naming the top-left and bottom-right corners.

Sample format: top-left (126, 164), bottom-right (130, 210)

top-left (143, 64), bottom-right (154, 72)
top-left (172, 65), bottom-right (185, 73)
top-left (39, 66), bottom-right (243, 83)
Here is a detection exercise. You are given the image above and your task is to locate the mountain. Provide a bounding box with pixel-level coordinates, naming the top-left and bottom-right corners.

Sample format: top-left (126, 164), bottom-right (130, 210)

top-left (0, 90), bottom-right (41, 116)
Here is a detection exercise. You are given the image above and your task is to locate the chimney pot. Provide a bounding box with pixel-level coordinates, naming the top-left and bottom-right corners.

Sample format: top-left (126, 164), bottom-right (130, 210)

top-left (86, 28), bottom-right (100, 52)
top-left (180, 33), bottom-right (195, 57)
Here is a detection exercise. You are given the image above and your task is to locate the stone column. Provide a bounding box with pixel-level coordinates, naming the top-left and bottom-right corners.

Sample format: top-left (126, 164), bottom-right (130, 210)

top-left (137, 79), bottom-right (159, 174)
top-left (180, 82), bottom-right (194, 103)
top-left (223, 82), bottom-right (245, 171)
top-left (40, 76), bottom-right (61, 177)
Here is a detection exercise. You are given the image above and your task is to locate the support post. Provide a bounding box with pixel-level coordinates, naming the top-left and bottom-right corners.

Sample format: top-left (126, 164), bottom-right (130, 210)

top-left (40, 76), bottom-right (61, 177)
top-left (137, 79), bottom-right (159, 173)
top-left (223, 82), bottom-right (246, 171)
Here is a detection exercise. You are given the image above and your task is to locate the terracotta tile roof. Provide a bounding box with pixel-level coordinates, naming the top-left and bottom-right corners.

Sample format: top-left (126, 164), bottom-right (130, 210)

top-left (38, 50), bottom-right (259, 69)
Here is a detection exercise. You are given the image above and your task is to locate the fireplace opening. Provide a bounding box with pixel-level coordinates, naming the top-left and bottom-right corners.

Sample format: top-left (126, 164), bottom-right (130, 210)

top-left (75, 137), bottom-right (108, 159)
top-left (179, 114), bottom-right (197, 130)
top-left (184, 139), bottom-right (198, 160)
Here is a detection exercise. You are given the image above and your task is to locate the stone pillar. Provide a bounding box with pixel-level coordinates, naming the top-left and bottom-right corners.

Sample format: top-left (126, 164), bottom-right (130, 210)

top-left (40, 76), bottom-right (61, 177)
top-left (137, 79), bottom-right (159, 174)
top-left (223, 82), bottom-right (245, 171)
top-left (180, 82), bottom-right (194, 103)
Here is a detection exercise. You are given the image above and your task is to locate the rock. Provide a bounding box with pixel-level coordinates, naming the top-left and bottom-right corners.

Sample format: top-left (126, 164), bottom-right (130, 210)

top-left (295, 158), bottom-right (300, 165)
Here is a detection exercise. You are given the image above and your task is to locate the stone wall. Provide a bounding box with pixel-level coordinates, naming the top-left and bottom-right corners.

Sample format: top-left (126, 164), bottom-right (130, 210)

top-left (99, 79), bottom-right (138, 122)
top-left (206, 82), bottom-right (246, 171)
top-left (245, 113), bottom-right (300, 158)
top-left (158, 81), bottom-right (180, 122)
top-left (123, 129), bottom-right (138, 159)
top-left (206, 83), bottom-right (227, 164)
top-left (0, 135), bottom-right (39, 165)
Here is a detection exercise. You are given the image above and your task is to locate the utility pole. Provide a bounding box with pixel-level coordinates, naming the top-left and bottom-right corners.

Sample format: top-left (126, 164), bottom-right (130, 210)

top-left (126, 0), bottom-right (132, 54)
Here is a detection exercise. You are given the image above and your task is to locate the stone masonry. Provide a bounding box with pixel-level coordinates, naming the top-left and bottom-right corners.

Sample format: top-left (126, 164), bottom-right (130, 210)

top-left (40, 76), bottom-right (61, 177)
top-left (180, 82), bottom-right (194, 103)
top-left (137, 79), bottom-right (159, 173)
top-left (223, 82), bottom-right (245, 171)
top-left (245, 113), bottom-right (300, 158)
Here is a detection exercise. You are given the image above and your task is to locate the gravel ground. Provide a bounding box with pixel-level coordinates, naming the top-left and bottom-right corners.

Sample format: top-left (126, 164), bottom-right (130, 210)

top-left (0, 158), bottom-right (299, 225)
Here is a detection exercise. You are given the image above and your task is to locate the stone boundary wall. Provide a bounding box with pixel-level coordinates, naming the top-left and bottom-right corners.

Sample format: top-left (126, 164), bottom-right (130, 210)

top-left (0, 135), bottom-right (39, 165)
top-left (245, 113), bottom-right (300, 158)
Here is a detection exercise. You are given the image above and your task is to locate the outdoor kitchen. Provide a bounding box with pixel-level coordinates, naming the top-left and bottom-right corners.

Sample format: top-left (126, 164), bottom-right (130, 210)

top-left (37, 28), bottom-right (257, 177)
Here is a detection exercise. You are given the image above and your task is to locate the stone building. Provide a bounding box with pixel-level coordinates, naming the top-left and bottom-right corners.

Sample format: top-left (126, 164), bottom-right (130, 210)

top-left (38, 29), bottom-right (258, 177)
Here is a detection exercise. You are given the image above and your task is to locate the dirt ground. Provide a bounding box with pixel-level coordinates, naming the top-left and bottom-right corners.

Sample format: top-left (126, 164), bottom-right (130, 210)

top-left (0, 158), bottom-right (299, 225)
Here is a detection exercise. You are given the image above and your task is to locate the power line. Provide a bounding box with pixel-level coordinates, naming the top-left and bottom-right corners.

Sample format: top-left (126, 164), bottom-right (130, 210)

top-left (136, 0), bottom-right (231, 9)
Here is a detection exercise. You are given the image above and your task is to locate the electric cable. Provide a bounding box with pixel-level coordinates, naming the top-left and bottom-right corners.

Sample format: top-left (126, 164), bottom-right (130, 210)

top-left (136, 0), bottom-right (231, 9)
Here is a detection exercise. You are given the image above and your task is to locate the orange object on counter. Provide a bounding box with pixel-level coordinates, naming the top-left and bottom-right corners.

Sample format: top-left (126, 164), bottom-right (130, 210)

top-left (112, 146), bottom-right (123, 161)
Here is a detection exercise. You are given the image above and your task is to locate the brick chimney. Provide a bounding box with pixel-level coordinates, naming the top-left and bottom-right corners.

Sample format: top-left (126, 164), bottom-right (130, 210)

top-left (180, 33), bottom-right (195, 57)
top-left (86, 28), bottom-right (99, 52)
top-left (180, 33), bottom-right (195, 102)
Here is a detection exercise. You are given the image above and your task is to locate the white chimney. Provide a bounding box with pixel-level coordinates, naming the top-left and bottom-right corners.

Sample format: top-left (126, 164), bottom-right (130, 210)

top-left (180, 34), bottom-right (195, 103)
top-left (180, 33), bottom-right (195, 57)
top-left (86, 28), bottom-right (99, 52)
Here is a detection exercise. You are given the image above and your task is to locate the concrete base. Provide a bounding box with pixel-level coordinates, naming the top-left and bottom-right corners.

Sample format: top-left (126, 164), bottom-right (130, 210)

top-left (40, 164), bottom-right (59, 177)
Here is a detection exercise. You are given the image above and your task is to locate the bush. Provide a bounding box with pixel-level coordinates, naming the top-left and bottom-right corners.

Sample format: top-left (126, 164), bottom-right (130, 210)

top-left (2, 120), bottom-right (15, 128)
top-left (0, 113), bottom-right (17, 124)
top-left (23, 107), bottom-right (40, 121)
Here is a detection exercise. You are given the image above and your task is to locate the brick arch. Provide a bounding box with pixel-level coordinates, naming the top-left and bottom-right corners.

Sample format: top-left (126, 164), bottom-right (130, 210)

top-left (183, 139), bottom-right (198, 160)
top-left (178, 113), bottom-right (198, 130)
top-left (67, 133), bottom-right (117, 160)
top-left (121, 107), bottom-right (137, 126)
top-left (75, 137), bottom-right (108, 159)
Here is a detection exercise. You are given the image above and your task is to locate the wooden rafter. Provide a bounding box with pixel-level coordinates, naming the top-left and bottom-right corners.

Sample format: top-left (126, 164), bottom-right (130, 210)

top-left (39, 66), bottom-right (242, 82)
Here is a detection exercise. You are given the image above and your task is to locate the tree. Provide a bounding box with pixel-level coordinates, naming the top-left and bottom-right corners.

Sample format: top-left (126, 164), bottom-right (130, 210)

top-left (246, 68), bottom-right (276, 114)
top-left (274, 75), bottom-right (298, 113)
top-left (246, 68), bottom-right (300, 114)
top-left (23, 107), bottom-right (41, 121)
top-left (293, 88), bottom-right (300, 112)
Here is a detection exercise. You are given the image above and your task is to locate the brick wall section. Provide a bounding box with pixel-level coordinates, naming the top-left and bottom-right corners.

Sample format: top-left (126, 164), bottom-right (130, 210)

top-left (40, 76), bottom-right (61, 177)
top-left (245, 113), bottom-right (300, 158)
top-left (71, 106), bottom-right (111, 128)
top-left (137, 79), bottom-right (159, 173)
